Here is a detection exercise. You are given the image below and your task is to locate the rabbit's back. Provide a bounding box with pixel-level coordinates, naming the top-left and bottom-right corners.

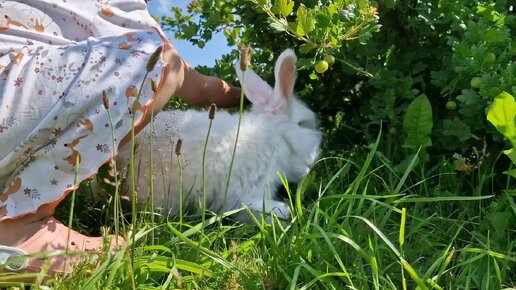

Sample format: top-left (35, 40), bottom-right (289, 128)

top-left (129, 109), bottom-right (287, 214)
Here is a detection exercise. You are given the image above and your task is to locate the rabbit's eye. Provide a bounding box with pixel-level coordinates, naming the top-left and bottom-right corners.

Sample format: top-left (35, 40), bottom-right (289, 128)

top-left (298, 120), bottom-right (316, 130)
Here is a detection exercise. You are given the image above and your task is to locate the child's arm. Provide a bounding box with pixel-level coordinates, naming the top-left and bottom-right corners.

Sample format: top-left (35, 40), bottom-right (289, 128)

top-left (178, 58), bottom-right (241, 108)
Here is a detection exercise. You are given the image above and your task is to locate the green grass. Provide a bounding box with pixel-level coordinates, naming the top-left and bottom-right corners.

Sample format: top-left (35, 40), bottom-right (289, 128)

top-left (2, 128), bottom-right (515, 289)
top-left (1, 57), bottom-right (515, 289)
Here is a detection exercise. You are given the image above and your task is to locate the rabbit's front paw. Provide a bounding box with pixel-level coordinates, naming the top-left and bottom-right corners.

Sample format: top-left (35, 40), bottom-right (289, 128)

top-left (267, 200), bottom-right (291, 222)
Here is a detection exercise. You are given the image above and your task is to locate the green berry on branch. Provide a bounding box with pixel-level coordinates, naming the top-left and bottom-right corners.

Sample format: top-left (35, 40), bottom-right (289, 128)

top-left (323, 55), bottom-right (335, 65)
top-left (470, 77), bottom-right (482, 89)
top-left (484, 52), bottom-right (496, 64)
top-left (446, 100), bottom-right (457, 111)
top-left (315, 60), bottom-right (329, 74)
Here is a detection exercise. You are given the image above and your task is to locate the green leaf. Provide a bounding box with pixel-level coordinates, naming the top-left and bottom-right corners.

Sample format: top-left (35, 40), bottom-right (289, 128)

top-left (479, 28), bottom-right (508, 43)
top-left (268, 17), bottom-right (287, 32)
top-left (297, 57), bottom-right (313, 70)
top-left (441, 118), bottom-right (471, 141)
top-left (403, 94), bottom-right (433, 149)
top-left (457, 89), bottom-right (483, 118)
top-left (275, 0), bottom-right (294, 17)
top-left (504, 168), bottom-right (516, 178)
top-left (503, 148), bottom-right (516, 165)
top-left (487, 91), bottom-right (516, 146)
top-left (327, 3), bottom-right (337, 16)
top-left (295, 5), bottom-right (315, 37)
top-left (456, 89), bottom-right (479, 106)
top-left (255, 0), bottom-right (272, 9)
top-left (299, 42), bottom-right (317, 53)
top-left (181, 23), bottom-right (199, 39)
top-left (489, 210), bottom-right (512, 240)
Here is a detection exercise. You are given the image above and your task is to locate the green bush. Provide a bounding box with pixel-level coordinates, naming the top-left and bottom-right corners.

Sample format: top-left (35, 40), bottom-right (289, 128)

top-left (162, 0), bottom-right (515, 170)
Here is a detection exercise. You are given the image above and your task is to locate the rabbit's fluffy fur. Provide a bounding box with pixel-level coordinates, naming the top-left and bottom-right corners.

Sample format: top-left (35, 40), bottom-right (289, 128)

top-left (118, 49), bottom-right (321, 222)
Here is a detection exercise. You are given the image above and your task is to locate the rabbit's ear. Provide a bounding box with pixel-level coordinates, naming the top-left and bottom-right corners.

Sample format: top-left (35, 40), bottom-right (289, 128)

top-left (234, 62), bottom-right (277, 111)
top-left (273, 49), bottom-right (297, 103)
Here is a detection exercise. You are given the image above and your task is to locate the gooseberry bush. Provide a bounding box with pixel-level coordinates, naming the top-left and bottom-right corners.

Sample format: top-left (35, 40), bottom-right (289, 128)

top-left (162, 0), bottom-right (515, 170)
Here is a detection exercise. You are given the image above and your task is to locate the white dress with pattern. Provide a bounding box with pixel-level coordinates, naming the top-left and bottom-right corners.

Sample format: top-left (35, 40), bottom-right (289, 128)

top-left (0, 0), bottom-right (167, 220)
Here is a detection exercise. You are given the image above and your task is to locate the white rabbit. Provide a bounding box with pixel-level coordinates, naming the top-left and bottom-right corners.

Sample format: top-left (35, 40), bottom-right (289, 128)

top-left (117, 49), bottom-right (321, 223)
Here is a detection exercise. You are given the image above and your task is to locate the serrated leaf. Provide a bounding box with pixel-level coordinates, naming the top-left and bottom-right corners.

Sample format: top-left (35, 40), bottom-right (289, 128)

top-left (299, 42), bottom-right (317, 54)
top-left (297, 58), bottom-right (312, 70)
top-left (403, 94), bottom-right (433, 149)
top-left (487, 91), bottom-right (516, 146)
top-left (256, 0), bottom-right (272, 9)
top-left (457, 89), bottom-right (484, 119)
top-left (295, 5), bottom-right (315, 37)
top-left (268, 18), bottom-right (287, 32)
top-left (456, 89), bottom-right (479, 106)
top-left (489, 211), bottom-right (511, 236)
top-left (442, 117), bottom-right (471, 141)
top-left (181, 23), bottom-right (199, 39)
top-left (327, 3), bottom-right (337, 15)
top-left (275, 0), bottom-right (294, 17)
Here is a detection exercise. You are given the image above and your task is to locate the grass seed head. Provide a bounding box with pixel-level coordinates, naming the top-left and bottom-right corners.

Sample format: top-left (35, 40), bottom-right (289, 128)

top-left (175, 138), bottom-right (182, 156)
top-left (239, 44), bottom-right (251, 71)
top-left (102, 90), bottom-right (110, 109)
top-left (208, 103), bottom-right (217, 120)
top-left (146, 46), bottom-right (163, 72)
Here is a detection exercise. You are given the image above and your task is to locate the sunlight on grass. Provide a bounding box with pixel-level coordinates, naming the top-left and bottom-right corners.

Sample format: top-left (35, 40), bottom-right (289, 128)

top-left (4, 135), bottom-right (516, 289)
top-left (3, 51), bottom-right (515, 290)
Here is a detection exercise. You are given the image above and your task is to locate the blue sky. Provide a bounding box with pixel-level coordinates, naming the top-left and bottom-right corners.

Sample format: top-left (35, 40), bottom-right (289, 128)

top-left (147, 0), bottom-right (233, 67)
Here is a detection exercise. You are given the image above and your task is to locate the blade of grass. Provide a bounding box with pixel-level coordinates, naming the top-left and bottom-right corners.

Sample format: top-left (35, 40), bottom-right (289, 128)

top-left (459, 248), bottom-right (516, 262)
top-left (393, 149), bottom-right (420, 194)
top-left (399, 207), bottom-right (407, 290)
top-left (351, 215), bottom-right (429, 289)
top-left (310, 223), bottom-right (354, 287)
top-left (289, 265), bottom-right (301, 290)
top-left (393, 195), bottom-right (495, 203)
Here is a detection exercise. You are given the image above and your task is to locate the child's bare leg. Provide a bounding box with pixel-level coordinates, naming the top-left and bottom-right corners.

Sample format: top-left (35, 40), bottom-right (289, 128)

top-left (0, 203), bottom-right (123, 274)
top-left (0, 203), bottom-right (55, 247)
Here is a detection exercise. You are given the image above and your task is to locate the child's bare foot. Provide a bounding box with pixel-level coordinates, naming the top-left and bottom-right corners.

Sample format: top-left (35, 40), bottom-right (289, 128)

top-left (0, 212), bottom-right (124, 276)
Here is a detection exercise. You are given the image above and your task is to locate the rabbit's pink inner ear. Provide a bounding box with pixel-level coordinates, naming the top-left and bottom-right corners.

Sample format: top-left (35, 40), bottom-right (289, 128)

top-left (278, 57), bottom-right (296, 99)
top-left (238, 68), bottom-right (274, 107)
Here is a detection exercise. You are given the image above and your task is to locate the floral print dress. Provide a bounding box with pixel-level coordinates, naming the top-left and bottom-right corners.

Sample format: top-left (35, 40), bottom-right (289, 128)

top-left (0, 0), bottom-right (167, 220)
